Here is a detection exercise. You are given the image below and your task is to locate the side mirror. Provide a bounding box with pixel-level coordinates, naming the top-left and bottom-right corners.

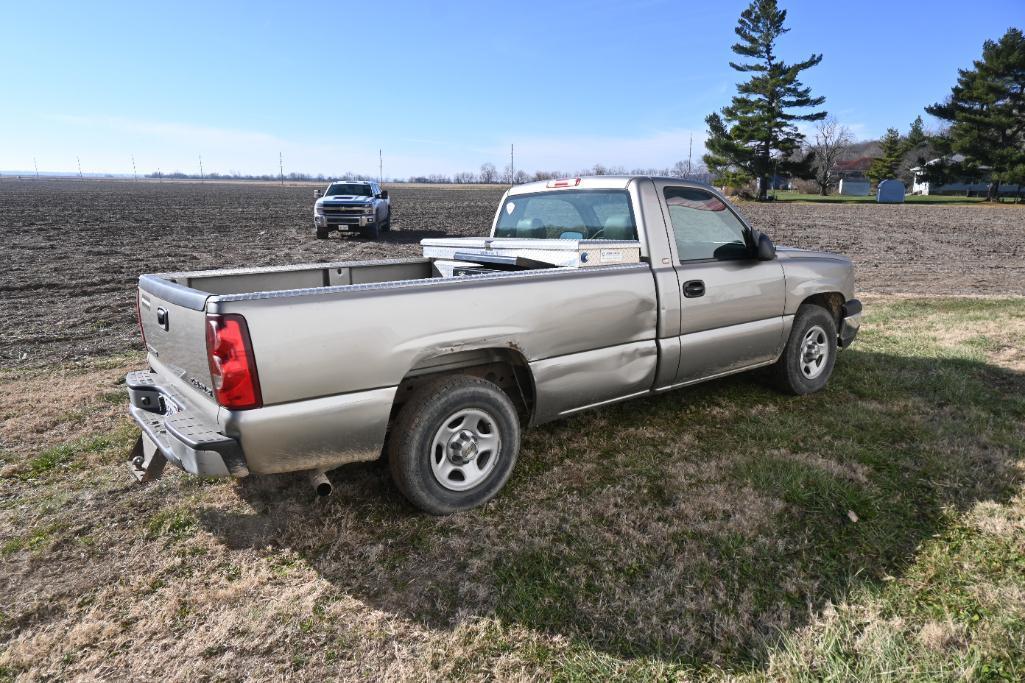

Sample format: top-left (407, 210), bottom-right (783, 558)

top-left (380, 189), bottom-right (389, 199)
top-left (756, 231), bottom-right (776, 260)
top-left (314, 189), bottom-right (322, 198)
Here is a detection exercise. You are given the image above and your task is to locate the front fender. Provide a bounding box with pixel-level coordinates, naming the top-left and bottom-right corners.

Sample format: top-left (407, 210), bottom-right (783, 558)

top-left (779, 251), bottom-right (855, 315)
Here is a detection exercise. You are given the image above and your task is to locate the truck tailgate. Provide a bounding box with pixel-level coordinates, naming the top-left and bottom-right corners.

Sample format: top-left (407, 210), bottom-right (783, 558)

top-left (138, 277), bottom-right (216, 403)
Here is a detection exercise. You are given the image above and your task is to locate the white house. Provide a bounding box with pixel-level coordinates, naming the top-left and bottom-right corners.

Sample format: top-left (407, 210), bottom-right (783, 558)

top-left (911, 155), bottom-right (1021, 196)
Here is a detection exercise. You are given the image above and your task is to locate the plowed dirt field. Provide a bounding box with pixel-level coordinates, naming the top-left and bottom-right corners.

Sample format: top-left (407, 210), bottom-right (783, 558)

top-left (2, 179), bottom-right (1021, 367)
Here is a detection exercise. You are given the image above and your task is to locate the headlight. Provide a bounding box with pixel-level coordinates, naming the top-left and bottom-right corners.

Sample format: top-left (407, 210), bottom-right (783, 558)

top-left (363, 205), bottom-right (374, 214)
top-left (315, 204), bottom-right (324, 216)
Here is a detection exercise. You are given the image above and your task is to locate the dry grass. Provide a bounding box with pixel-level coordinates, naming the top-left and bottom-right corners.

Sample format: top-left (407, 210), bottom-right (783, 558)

top-left (2, 296), bottom-right (1024, 681)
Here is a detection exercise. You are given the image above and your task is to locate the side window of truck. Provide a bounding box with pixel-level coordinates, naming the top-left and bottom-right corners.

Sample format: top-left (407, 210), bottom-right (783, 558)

top-left (664, 187), bottom-right (751, 261)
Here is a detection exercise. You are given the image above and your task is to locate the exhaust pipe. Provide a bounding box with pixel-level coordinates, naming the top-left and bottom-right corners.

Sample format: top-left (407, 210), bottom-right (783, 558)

top-left (308, 470), bottom-right (333, 497)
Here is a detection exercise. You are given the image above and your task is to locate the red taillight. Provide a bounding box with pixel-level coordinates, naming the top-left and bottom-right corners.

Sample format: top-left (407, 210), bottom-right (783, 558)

top-left (136, 291), bottom-right (148, 350)
top-left (205, 313), bottom-right (262, 410)
top-left (547, 177), bottom-right (581, 188)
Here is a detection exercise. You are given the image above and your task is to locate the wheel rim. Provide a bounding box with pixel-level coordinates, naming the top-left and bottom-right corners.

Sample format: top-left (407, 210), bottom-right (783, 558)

top-left (799, 325), bottom-right (829, 379)
top-left (430, 408), bottom-right (501, 491)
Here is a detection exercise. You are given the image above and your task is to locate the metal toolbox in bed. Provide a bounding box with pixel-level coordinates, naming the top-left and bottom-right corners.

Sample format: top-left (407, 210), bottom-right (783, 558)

top-left (421, 237), bottom-right (641, 268)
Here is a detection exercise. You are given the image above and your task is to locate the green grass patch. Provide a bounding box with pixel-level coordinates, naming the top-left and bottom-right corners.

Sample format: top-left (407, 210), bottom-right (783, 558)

top-left (2, 521), bottom-right (69, 556)
top-left (145, 507), bottom-right (199, 542)
top-left (14, 424), bottom-right (138, 481)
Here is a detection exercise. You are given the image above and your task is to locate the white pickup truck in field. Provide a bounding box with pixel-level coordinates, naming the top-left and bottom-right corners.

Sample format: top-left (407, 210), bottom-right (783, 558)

top-left (127, 176), bottom-right (861, 514)
top-left (313, 180), bottom-right (391, 240)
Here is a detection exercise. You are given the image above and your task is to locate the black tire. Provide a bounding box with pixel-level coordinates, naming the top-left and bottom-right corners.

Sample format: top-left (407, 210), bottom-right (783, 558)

top-left (362, 221), bottom-right (381, 240)
top-left (382, 208), bottom-right (392, 231)
top-left (770, 304), bottom-right (838, 395)
top-left (388, 375), bottom-right (520, 514)
top-left (316, 225), bottom-right (329, 239)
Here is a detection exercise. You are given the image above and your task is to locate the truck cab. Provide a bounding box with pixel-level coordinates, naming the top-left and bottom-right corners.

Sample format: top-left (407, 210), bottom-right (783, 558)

top-left (314, 180), bottom-right (391, 240)
top-left (490, 176), bottom-right (858, 385)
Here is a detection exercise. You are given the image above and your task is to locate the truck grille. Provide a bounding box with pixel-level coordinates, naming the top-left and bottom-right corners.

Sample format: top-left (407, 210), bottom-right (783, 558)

top-left (322, 205), bottom-right (366, 214)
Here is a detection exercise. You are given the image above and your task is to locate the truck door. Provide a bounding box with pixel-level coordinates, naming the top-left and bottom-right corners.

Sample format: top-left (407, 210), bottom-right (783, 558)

top-left (656, 183), bottom-right (786, 385)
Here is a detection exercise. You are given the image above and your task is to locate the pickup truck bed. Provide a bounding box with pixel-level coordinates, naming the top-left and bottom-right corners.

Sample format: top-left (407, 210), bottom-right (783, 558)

top-left (134, 256), bottom-right (658, 478)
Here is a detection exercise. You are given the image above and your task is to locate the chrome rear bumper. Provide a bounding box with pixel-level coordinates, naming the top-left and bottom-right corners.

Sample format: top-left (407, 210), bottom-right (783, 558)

top-left (125, 370), bottom-right (249, 481)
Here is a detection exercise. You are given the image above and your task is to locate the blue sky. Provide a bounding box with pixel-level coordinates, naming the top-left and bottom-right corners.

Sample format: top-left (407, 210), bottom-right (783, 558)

top-left (1, 1), bottom-right (1020, 177)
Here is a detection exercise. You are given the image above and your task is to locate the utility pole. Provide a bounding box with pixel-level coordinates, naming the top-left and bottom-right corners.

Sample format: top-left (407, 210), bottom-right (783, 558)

top-left (158, 167), bottom-right (162, 182)
top-left (510, 143), bottom-right (515, 185)
top-left (33, 158), bottom-right (39, 179)
top-left (131, 155), bottom-right (138, 181)
top-left (687, 133), bottom-right (693, 179)
top-left (379, 149), bottom-right (383, 183)
top-left (77, 156), bottom-right (83, 180)
top-left (279, 151), bottom-right (284, 185)
top-left (199, 154), bottom-right (204, 181)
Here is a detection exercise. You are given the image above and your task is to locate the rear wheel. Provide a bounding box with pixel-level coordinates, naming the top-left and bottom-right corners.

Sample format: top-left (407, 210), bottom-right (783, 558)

top-left (388, 376), bottom-right (520, 514)
top-left (770, 304), bottom-right (838, 395)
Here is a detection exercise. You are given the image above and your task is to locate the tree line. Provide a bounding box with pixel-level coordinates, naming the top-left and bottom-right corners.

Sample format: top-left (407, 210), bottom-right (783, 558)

top-left (142, 162), bottom-right (712, 185)
top-left (409, 161), bottom-right (711, 185)
top-left (703, 0), bottom-right (1024, 201)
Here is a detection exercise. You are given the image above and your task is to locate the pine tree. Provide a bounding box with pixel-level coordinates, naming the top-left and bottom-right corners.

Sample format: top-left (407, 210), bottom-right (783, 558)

top-left (867, 128), bottom-right (906, 185)
top-left (703, 0), bottom-right (826, 200)
top-left (926, 28), bottom-right (1025, 200)
top-left (906, 116), bottom-right (927, 149)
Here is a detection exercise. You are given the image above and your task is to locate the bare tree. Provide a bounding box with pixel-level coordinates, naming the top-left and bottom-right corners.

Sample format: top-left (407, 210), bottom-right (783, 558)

top-left (808, 117), bottom-right (854, 196)
top-left (479, 163), bottom-right (497, 183)
top-left (513, 169), bottom-right (530, 184)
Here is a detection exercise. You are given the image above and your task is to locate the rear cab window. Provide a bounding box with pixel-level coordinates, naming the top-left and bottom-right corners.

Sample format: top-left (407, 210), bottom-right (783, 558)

top-left (495, 190), bottom-right (638, 241)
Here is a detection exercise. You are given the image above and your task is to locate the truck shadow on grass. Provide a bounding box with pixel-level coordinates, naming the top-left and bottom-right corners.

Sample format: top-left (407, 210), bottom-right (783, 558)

top-left (200, 347), bottom-right (1025, 670)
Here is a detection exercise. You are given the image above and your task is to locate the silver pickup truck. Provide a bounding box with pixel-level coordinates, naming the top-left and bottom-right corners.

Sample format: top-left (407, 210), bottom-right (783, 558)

top-left (127, 176), bottom-right (861, 514)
